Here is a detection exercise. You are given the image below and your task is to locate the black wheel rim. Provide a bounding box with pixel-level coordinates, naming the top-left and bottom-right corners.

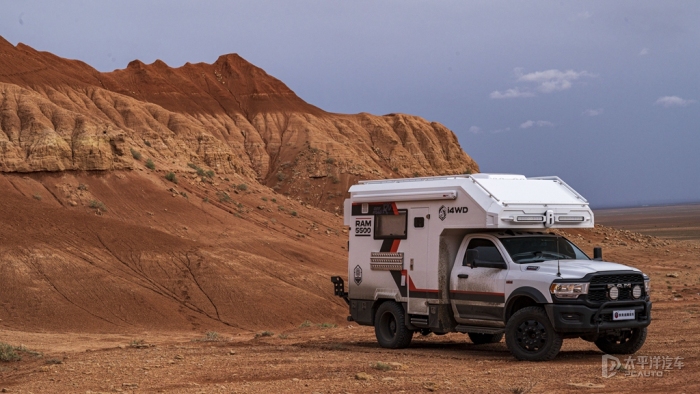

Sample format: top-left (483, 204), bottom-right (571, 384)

top-left (381, 312), bottom-right (397, 339)
top-left (515, 319), bottom-right (547, 352)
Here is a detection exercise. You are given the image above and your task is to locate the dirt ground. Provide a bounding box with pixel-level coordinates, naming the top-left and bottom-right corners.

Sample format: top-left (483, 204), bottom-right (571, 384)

top-left (2, 182), bottom-right (700, 393)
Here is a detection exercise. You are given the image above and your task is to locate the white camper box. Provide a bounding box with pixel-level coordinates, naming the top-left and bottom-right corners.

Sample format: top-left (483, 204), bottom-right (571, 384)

top-left (333, 174), bottom-right (651, 361)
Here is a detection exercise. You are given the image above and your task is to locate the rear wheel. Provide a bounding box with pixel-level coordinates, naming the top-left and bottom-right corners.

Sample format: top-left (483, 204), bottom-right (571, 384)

top-left (595, 328), bottom-right (647, 354)
top-left (468, 332), bottom-right (504, 345)
top-left (374, 301), bottom-right (412, 349)
top-left (505, 306), bottom-right (562, 361)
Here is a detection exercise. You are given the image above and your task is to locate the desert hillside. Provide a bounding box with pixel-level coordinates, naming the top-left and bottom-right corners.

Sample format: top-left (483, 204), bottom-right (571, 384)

top-left (0, 37), bottom-right (477, 334)
top-left (0, 36), bottom-right (477, 212)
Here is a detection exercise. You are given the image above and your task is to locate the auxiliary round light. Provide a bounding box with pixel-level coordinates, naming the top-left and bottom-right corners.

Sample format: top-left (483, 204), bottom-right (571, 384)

top-left (632, 285), bottom-right (642, 299)
top-left (608, 286), bottom-right (619, 300)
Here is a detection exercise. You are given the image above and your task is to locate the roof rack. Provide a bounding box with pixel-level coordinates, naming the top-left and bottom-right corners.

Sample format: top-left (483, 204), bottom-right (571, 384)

top-left (358, 174), bottom-right (472, 185)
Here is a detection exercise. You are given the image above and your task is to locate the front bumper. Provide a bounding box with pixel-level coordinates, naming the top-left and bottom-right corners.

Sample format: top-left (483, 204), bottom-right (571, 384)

top-left (545, 300), bottom-right (652, 334)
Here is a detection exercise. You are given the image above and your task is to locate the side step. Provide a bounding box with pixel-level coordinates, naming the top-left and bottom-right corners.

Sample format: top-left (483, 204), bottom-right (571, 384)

top-left (455, 325), bottom-right (505, 335)
top-left (409, 317), bottom-right (429, 328)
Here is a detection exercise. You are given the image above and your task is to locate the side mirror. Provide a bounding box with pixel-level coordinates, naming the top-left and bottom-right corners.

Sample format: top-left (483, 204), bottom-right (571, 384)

top-left (593, 247), bottom-right (603, 261)
top-left (464, 249), bottom-right (478, 266)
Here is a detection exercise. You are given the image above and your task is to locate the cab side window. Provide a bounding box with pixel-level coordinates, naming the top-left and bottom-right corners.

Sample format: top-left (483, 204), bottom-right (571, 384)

top-left (464, 238), bottom-right (505, 265)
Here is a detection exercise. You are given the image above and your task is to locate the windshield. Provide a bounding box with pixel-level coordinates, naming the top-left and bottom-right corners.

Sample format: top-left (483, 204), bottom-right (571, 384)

top-left (500, 236), bottom-right (589, 264)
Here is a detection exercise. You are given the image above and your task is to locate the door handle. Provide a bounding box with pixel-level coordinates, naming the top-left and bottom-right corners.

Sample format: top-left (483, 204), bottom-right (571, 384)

top-left (458, 274), bottom-right (469, 279)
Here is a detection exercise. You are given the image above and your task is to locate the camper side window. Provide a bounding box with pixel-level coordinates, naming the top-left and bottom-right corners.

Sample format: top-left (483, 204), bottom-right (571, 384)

top-left (465, 238), bottom-right (505, 264)
top-left (373, 210), bottom-right (408, 239)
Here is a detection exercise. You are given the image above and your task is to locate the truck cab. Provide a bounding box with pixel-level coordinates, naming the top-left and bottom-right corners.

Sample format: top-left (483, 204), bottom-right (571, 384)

top-left (332, 174), bottom-right (651, 361)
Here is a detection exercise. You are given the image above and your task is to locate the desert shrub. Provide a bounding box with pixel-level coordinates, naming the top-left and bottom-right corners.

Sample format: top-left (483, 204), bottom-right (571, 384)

top-left (129, 339), bottom-right (149, 348)
top-left (318, 322), bottom-right (336, 328)
top-left (217, 191), bottom-right (232, 203)
top-left (256, 331), bottom-right (274, 337)
top-left (145, 159), bottom-right (155, 170)
top-left (236, 183), bottom-right (248, 191)
top-left (205, 170), bottom-right (215, 178)
top-left (291, 211), bottom-right (298, 217)
top-left (202, 332), bottom-right (220, 342)
top-left (130, 148), bottom-right (142, 160)
top-left (299, 320), bottom-right (312, 328)
top-left (330, 175), bottom-right (340, 184)
top-left (0, 343), bottom-right (20, 362)
top-left (325, 157), bottom-right (335, 164)
top-left (261, 197), bottom-right (268, 201)
top-left (143, 140), bottom-right (152, 147)
top-left (165, 172), bottom-right (177, 184)
top-left (271, 198), bottom-right (277, 203)
top-left (276, 172), bottom-right (287, 181)
top-left (89, 200), bottom-right (107, 212)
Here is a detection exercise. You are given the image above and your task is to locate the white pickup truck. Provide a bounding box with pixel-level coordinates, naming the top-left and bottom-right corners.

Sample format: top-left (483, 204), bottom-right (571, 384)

top-left (332, 174), bottom-right (651, 361)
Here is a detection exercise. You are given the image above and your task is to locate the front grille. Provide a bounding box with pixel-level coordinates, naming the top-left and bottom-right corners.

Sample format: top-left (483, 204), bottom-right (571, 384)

top-left (587, 273), bottom-right (645, 304)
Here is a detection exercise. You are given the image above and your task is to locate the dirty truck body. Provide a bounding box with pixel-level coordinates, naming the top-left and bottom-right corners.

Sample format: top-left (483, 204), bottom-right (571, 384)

top-left (332, 174), bottom-right (651, 361)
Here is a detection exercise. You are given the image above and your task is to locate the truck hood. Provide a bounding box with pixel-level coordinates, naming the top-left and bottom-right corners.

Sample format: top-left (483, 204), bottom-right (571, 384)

top-left (519, 260), bottom-right (641, 279)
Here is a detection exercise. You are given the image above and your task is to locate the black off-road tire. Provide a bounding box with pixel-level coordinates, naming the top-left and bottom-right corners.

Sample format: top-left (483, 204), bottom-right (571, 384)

top-left (594, 327), bottom-right (647, 355)
top-left (468, 332), bottom-right (504, 345)
top-left (505, 306), bottom-right (563, 361)
top-left (374, 301), bottom-right (413, 349)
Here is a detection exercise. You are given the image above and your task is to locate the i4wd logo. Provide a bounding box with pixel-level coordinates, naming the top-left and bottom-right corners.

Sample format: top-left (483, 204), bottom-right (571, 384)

top-left (439, 205), bottom-right (468, 221)
top-left (353, 265), bottom-right (362, 285)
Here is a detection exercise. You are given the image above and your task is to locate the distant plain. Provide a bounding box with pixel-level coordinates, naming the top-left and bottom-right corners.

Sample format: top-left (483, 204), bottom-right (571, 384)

top-left (595, 203), bottom-right (700, 244)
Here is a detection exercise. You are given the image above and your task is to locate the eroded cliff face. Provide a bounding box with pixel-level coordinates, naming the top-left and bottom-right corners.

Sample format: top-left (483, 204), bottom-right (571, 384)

top-left (0, 36), bottom-right (478, 209)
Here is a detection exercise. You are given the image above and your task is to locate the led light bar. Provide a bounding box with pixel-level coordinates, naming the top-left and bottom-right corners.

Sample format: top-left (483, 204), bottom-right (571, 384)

top-left (556, 216), bottom-right (585, 222)
top-left (516, 215), bottom-right (545, 222)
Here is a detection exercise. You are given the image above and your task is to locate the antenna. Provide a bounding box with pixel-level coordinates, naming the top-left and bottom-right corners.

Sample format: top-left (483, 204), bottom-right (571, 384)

top-left (556, 235), bottom-right (561, 277)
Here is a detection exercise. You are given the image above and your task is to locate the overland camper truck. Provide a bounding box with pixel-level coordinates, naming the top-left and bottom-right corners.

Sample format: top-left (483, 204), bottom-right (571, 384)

top-left (331, 174), bottom-right (651, 361)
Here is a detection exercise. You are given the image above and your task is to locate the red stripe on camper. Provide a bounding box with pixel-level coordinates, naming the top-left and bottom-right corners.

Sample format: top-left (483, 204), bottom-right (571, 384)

top-left (390, 239), bottom-right (401, 253)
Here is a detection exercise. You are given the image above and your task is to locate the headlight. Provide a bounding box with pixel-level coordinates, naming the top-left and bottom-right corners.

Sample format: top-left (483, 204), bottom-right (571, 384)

top-left (632, 285), bottom-right (642, 299)
top-left (644, 278), bottom-right (650, 296)
top-left (550, 282), bottom-right (589, 299)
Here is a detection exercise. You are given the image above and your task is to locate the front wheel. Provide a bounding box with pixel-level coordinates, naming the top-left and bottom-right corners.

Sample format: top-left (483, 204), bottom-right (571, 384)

top-left (505, 306), bottom-right (562, 361)
top-left (374, 301), bottom-right (413, 349)
top-left (595, 327), bottom-right (647, 354)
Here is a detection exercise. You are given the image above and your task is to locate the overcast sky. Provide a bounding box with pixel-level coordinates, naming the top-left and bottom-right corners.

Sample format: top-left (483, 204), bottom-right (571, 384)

top-left (2, 1), bottom-right (698, 208)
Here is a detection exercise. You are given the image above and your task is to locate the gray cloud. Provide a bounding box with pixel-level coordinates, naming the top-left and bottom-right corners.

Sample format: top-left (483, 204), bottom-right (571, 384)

top-left (655, 96), bottom-right (696, 108)
top-left (489, 88), bottom-right (535, 99)
top-left (520, 120), bottom-right (554, 129)
top-left (516, 69), bottom-right (596, 93)
top-left (583, 108), bottom-right (604, 117)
